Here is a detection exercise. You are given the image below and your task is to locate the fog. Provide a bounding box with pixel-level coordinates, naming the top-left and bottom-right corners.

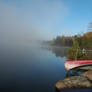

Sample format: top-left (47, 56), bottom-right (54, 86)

top-left (0, 1), bottom-right (68, 46)
top-left (0, 2), bottom-right (42, 45)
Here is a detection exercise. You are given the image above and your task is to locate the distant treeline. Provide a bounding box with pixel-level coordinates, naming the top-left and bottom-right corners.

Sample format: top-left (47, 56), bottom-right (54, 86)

top-left (50, 35), bottom-right (73, 47)
top-left (77, 32), bottom-right (92, 49)
top-left (47, 22), bottom-right (92, 60)
top-left (49, 31), bottom-right (92, 50)
top-left (48, 22), bottom-right (92, 50)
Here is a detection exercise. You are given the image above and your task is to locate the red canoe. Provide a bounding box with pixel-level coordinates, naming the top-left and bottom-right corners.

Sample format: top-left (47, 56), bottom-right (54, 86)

top-left (65, 60), bottom-right (92, 70)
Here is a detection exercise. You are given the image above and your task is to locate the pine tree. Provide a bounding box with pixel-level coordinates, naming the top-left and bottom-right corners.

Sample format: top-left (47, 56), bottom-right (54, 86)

top-left (67, 39), bottom-right (82, 60)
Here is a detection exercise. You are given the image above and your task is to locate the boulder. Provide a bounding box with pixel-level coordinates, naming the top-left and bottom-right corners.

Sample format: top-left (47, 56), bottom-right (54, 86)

top-left (56, 76), bottom-right (92, 90)
top-left (82, 70), bottom-right (92, 81)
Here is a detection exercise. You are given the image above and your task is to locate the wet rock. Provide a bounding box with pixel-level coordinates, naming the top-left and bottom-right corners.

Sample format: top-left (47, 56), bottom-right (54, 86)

top-left (82, 70), bottom-right (92, 81)
top-left (56, 76), bottom-right (92, 90)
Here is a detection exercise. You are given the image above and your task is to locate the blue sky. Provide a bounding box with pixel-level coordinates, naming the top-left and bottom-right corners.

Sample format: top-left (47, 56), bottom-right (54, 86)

top-left (0, 0), bottom-right (92, 41)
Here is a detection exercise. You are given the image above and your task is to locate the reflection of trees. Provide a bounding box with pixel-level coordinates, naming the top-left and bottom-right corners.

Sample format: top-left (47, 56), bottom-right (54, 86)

top-left (41, 45), bottom-right (68, 58)
top-left (51, 47), bottom-right (67, 58)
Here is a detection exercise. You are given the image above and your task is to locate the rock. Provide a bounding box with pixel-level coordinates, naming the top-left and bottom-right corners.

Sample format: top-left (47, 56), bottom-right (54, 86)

top-left (56, 76), bottom-right (92, 90)
top-left (82, 70), bottom-right (92, 81)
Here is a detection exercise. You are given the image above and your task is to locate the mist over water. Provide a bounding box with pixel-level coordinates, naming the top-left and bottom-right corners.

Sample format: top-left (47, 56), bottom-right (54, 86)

top-left (0, 41), bottom-right (92, 92)
top-left (0, 1), bottom-right (92, 92)
top-left (0, 39), bottom-right (64, 91)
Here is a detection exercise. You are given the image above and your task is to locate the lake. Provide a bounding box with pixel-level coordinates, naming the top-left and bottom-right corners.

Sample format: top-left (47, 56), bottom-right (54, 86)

top-left (0, 42), bottom-right (92, 92)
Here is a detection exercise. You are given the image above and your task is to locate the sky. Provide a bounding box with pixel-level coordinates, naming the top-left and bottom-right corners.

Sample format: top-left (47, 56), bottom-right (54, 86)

top-left (0, 0), bottom-right (92, 42)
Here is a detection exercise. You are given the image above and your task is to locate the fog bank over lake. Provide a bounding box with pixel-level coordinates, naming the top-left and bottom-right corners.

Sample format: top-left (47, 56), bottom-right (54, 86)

top-left (0, 0), bottom-right (92, 92)
top-left (0, 41), bottom-right (92, 92)
top-left (0, 2), bottom-right (47, 46)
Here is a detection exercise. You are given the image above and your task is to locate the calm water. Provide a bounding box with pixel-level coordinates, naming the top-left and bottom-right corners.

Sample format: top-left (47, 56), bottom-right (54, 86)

top-left (0, 42), bottom-right (92, 92)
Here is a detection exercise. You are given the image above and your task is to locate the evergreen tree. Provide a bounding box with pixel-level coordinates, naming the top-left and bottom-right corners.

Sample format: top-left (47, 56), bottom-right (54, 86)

top-left (67, 39), bottom-right (82, 60)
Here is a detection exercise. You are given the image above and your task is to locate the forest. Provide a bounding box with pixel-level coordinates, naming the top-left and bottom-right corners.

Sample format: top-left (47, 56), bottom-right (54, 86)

top-left (49, 22), bottom-right (92, 60)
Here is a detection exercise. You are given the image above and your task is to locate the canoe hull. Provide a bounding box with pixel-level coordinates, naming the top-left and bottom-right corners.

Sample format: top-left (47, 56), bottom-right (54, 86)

top-left (65, 60), bottom-right (92, 70)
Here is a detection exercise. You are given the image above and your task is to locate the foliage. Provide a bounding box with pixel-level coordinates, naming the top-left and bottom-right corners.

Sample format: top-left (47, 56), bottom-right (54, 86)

top-left (80, 32), bottom-right (92, 49)
top-left (67, 40), bottom-right (82, 60)
top-left (51, 36), bottom-right (73, 47)
top-left (49, 22), bottom-right (92, 60)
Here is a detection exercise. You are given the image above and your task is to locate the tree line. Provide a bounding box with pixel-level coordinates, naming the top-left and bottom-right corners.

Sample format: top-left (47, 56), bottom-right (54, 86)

top-left (50, 22), bottom-right (92, 50)
top-left (48, 22), bottom-right (92, 60)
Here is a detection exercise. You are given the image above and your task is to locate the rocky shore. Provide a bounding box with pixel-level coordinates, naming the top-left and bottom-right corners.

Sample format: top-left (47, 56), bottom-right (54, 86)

top-left (56, 68), bottom-right (92, 90)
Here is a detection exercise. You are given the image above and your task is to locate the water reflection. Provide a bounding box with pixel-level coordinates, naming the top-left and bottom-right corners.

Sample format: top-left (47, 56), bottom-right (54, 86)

top-left (65, 68), bottom-right (89, 77)
top-left (42, 45), bottom-right (92, 92)
top-left (41, 45), bottom-right (68, 58)
top-left (66, 70), bottom-right (82, 77)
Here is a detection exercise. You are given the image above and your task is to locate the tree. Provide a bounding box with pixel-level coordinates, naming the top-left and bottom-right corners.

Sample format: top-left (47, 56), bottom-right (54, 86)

top-left (67, 39), bottom-right (82, 60)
